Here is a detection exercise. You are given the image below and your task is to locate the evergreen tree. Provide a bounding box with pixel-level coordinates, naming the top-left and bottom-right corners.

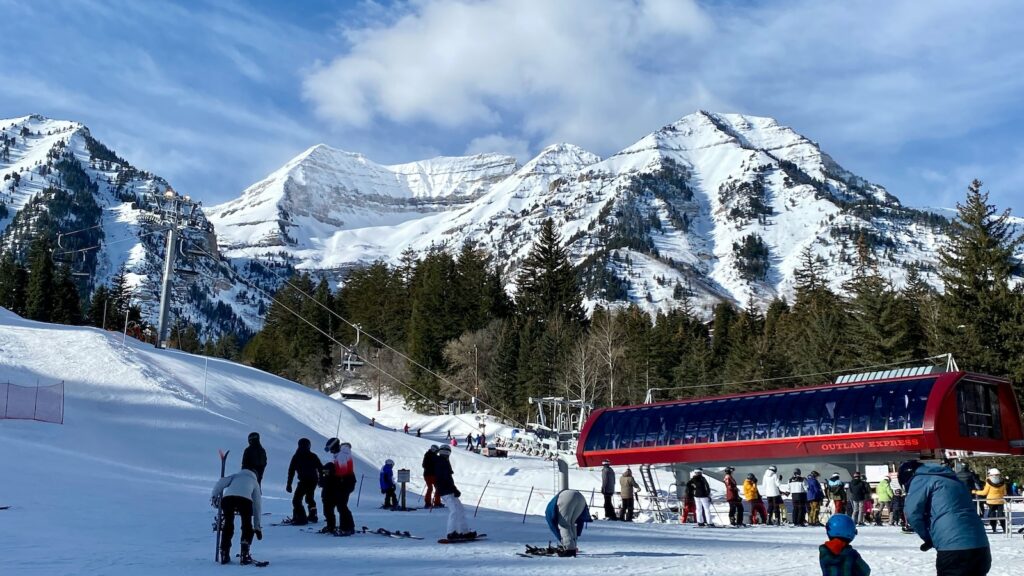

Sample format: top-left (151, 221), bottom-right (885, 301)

top-left (0, 251), bottom-right (28, 315)
top-left (935, 180), bottom-right (1021, 375)
top-left (842, 237), bottom-right (914, 365)
top-left (25, 237), bottom-right (55, 322)
top-left (87, 285), bottom-right (112, 328)
top-left (51, 265), bottom-right (82, 325)
top-left (489, 319), bottom-right (523, 417)
top-left (406, 250), bottom-right (458, 401)
top-left (515, 219), bottom-right (585, 325)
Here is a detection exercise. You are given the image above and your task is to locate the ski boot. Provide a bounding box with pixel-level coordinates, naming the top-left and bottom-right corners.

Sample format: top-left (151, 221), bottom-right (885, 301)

top-left (308, 506), bottom-right (318, 524)
top-left (319, 525), bottom-right (337, 535)
top-left (219, 547), bottom-right (231, 565)
top-left (239, 542), bottom-right (253, 565)
top-left (556, 546), bottom-right (577, 558)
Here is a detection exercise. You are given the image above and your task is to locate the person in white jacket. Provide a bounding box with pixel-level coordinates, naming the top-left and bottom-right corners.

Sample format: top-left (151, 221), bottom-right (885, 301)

top-left (212, 468), bottom-right (263, 565)
top-left (762, 466), bottom-right (783, 526)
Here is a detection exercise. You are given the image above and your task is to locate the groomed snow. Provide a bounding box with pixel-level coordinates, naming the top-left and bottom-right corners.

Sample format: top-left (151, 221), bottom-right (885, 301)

top-left (1, 311), bottom-right (1021, 575)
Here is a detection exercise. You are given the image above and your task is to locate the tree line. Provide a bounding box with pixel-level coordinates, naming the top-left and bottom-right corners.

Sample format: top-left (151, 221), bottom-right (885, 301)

top-left (241, 180), bottom-right (1024, 422)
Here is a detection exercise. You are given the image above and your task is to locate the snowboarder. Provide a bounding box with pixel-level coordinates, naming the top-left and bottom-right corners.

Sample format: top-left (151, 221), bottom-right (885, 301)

top-left (211, 466), bottom-right (263, 565)
top-left (807, 471), bottom-right (825, 526)
top-left (422, 445), bottom-right (442, 508)
top-left (600, 460), bottom-right (618, 520)
top-left (688, 468), bottom-right (713, 526)
top-left (972, 468), bottom-right (1007, 533)
top-left (285, 437), bottom-right (322, 525)
top-left (544, 489), bottom-right (592, 557)
top-left (320, 438), bottom-right (357, 535)
top-left (819, 513), bottom-right (871, 576)
top-left (619, 468), bottom-right (641, 522)
top-left (241, 431), bottom-right (267, 486)
top-left (789, 468), bottom-right (808, 526)
top-left (744, 473), bottom-right (767, 525)
top-left (724, 466), bottom-right (743, 526)
top-left (901, 460), bottom-right (991, 575)
top-left (874, 477), bottom-right (894, 526)
top-left (762, 465), bottom-right (783, 525)
top-left (848, 471), bottom-right (870, 526)
top-left (435, 444), bottom-right (476, 540)
top-left (380, 459), bottom-right (398, 510)
top-left (826, 473), bottom-right (847, 516)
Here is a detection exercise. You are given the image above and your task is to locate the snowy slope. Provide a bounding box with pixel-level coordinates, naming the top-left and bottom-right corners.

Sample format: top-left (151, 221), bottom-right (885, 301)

top-left (2, 312), bottom-right (1022, 575)
top-left (209, 112), bottom-right (996, 320)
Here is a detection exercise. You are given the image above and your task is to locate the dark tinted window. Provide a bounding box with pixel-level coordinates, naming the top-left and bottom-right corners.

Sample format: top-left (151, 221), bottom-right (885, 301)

top-left (957, 380), bottom-right (1002, 440)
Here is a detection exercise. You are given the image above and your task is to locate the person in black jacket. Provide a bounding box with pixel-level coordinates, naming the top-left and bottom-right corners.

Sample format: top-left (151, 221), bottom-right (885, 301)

top-left (687, 468), bottom-right (713, 526)
top-left (422, 446), bottom-right (442, 509)
top-left (286, 437), bottom-right (322, 525)
top-left (848, 471), bottom-right (871, 525)
top-left (242, 432), bottom-right (267, 486)
top-left (435, 445), bottom-right (476, 540)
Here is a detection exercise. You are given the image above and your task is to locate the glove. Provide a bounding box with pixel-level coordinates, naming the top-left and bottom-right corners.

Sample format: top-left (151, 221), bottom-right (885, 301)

top-left (920, 541), bottom-right (933, 552)
top-left (454, 488), bottom-right (461, 498)
top-left (255, 529), bottom-right (263, 541)
top-left (210, 496), bottom-right (221, 508)
top-left (286, 484), bottom-right (292, 493)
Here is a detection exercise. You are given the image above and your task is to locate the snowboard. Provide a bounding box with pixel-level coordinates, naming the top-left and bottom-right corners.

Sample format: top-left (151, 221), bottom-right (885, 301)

top-left (438, 534), bottom-right (487, 544)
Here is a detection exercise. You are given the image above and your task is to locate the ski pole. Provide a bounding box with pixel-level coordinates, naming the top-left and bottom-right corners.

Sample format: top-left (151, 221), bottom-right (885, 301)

top-left (522, 486), bottom-right (534, 524)
top-left (474, 480), bottom-right (490, 518)
top-left (589, 488), bottom-right (595, 507)
top-left (356, 474), bottom-right (364, 507)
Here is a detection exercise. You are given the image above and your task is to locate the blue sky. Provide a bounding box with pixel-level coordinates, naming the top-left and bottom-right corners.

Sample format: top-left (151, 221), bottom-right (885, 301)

top-left (2, 0), bottom-right (1022, 215)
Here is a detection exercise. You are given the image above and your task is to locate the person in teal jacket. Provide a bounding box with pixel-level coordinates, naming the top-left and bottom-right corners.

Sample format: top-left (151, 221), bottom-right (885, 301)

top-left (901, 461), bottom-right (991, 576)
top-left (544, 489), bottom-right (591, 557)
top-left (819, 514), bottom-right (871, 576)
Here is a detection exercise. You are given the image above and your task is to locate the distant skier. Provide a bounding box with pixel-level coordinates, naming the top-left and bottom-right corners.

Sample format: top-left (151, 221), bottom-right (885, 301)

top-left (807, 471), bottom-right (825, 526)
top-left (849, 471), bottom-right (870, 526)
top-left (890, 488), bottom-right (906, 528)
top-left (744, 473), bottom-right (767, 525)
top-left (972, 468), bottom-right (1007, 533)
top-left (600, 460), bottom-right (618, 520)
top-left (435, 444), bottom-right (476, 540)
top-left (762, 465), bottom-right (783, 525)
top-left (901, 460), bottom-right (991, 576)
top-left (320, 438), bottom-right (357, 535)
top-left (723, 466), bottom-right (743, 526)
top-left (545, 489), bottom-right (592, 557)
top-left (874, 476), bottom-right (894, 526)
top-left (789, 468), bottom-right (808, 526)
top-left (826, 473), bottom-right (847, 517)
top-left (380, 459), bottom-right (397, 510)
top-left (688, 468), bottom-right (713, 526)
top-left (682, 471), bottom-right (697, 523)
top-left (819, 513), bottom-right (871, 576)
top-left (241, 432), bottom-right (267, 486)
top-left (465, 433), bottom-right (473, 450)
top-left (422, 445), bottom-right (442, 508)
top-left (211, 466), bottom-right (263, 565)
top-left (404, 423), bottom-right (409, 434)
top-left (619, 468), bottom-right (641, 522)
top-left (285, 437), bottom-right (322, 525)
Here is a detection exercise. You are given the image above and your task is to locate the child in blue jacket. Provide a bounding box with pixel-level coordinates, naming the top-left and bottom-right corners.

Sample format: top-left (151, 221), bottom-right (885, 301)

top-left (380, 459), bottom-right (397, 510)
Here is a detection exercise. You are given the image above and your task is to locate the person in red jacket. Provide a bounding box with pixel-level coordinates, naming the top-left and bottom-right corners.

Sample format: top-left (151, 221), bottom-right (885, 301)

top-left (724, 467), bottom-right (744, 526)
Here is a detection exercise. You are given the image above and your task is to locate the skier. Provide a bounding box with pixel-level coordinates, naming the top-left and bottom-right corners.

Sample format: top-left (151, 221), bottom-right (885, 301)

top-left (618, 468), bottom-right (641, 522)
top-left (789, 468), bottom-right (808, 526)
top-left (724, 466), bottom-right (743, 526)
top-left (241, 432), bottom-right (267, 486)
top-left (320, 438), bottom-right (357, 535)
top-left (380, 459), bottom-right (397, 510)
top-left (600, 460), bottom-right (618, 520)
top-left (954, 461), bottom-right (985, 518)
top-left (972, 468), bottom-right (1007, 533)
top-left (544, 489), bottom-right (591, 557)
top-left (688, 468), bottom-right (713, 527)
top-left (819, 513), bottom-right (871, 576)
top-left (848, 471), bottom-right (870, 526)
top-left (826, 473), bottom-right (847, 516)
top-left (465, 433), bottom-right (473, 450)
top-left (211, 465), bottom-right (263, 565)
top-left (807, 471), bottom-right (824, 526)
top-left (762, 465), bottom-right (783, 525)
top-left (404, 423), bottom-right (409, 434)
top-left (682, 471), bottom-right (697, 523)
top-left (435, 444), bottom-right (476, 540)
top-left (285, 437), bottom-right (322, 525)
top-left (901, 460), bottom-right (991, 576)
top-left (422, 445), bottom-right (442, 508)
top-left (890, 488), bottom-right (906, 527)
top-left (874, 477), bottom-right (894, 526)
top-left (744, 473), bottom-right (767, 525)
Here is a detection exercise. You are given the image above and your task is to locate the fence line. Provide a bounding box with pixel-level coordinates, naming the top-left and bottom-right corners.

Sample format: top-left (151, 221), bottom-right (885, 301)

top-left (0, 381), bottom-right (64, 424)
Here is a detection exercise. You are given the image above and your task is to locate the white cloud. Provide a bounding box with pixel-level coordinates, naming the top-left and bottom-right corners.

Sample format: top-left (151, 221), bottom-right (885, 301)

top-left (464, 133), bottom-right (530, 162)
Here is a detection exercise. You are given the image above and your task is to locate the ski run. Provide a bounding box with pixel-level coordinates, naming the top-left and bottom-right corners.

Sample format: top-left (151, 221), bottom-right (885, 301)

top-left (1, 310), bottom-right (1022, 575)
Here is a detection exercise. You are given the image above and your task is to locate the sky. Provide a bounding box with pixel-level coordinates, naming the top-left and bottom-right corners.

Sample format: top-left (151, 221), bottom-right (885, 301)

top-left (1, 0), bottom-right (1022, 215)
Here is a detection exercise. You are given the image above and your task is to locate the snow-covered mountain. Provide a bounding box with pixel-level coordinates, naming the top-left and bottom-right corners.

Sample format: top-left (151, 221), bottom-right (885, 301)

top-left (209, 111), bottom-right (978, 316)
top-left (0, 115), bottom-right (258, 336)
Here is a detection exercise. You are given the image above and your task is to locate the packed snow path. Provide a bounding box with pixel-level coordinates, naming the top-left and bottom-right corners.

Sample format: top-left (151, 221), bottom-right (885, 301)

top-left (1, 311), bottom-right (1021, 575)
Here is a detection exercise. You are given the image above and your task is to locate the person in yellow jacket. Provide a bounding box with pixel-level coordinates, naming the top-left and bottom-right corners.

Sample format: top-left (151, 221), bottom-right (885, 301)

top-left (972, 468), bottom-right (1007, 533)
top-left (743, 473), bottom-right (768, 524)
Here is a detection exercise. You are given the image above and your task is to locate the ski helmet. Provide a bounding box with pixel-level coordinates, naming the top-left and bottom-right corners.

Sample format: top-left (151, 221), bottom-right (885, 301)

top-left (988, 468), bottom-right (1001, 477)
top-left (830, 472), bottom-right (841, 480)
top-left (340, 441), bottom-right (352, 450)
top-left (897, 460), bottom-right (923, 492)
top-left (767, 465), bottom-right (777, 472)
top-left (826, 514), bottom-right (857, 541)
top-left (746, 473), bottom-right (756, 481)
top-left (793, 468), bottom-right (802, 476)
top-left (438, 445), bottom-right (452, 457)
top-left (298, 438), bottom-right (311, 450)
top-left (429, 445), bottom-right (440, 453)
top-left (694, 468), bottom-right (703, 475)
top-left (602, 460), bottom-right (611, 466)
top-left (325, 437), bottom-right (341, 453)
top-left (724, 466), bottom-right (735, 473)
top-left (385, 459), bottom-right (394, 466)
top-left (248, 432), bottom-right (260, 443)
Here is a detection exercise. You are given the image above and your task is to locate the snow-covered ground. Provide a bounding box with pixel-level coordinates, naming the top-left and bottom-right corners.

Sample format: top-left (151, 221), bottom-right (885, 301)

top-left (1, 311), bottom-right (1021, 575)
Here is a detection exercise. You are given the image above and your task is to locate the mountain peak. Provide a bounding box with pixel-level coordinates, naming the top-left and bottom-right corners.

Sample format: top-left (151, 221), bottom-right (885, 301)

top-left (519, 143), bottom-right (600, 176)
